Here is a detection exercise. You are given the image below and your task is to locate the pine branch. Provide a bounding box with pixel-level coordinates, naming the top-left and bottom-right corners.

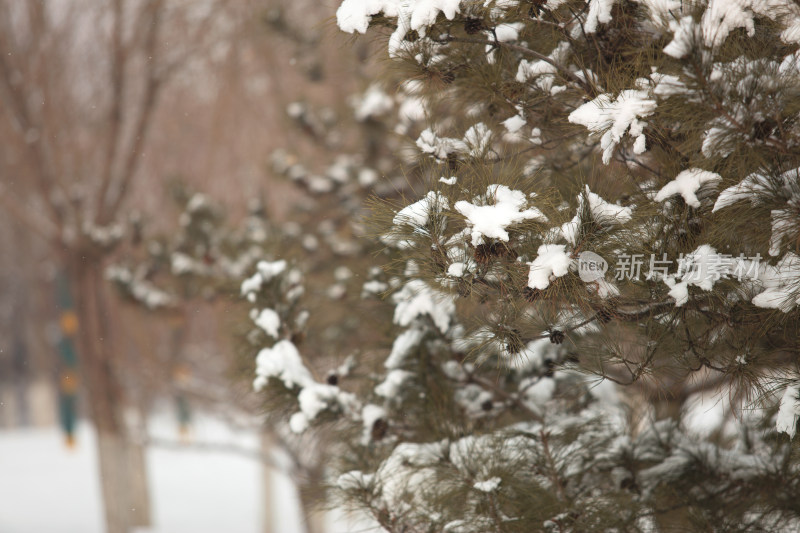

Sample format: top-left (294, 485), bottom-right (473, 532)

top-left (435, 35), bottom-right (598, 96)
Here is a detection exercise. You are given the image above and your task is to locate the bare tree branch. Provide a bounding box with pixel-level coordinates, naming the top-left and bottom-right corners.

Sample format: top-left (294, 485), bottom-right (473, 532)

top-left (0, 4), bottom-right (65, 228)
top-left (103, 0), bottom-right (166, 221)
top-left (96, 0), bottom-right (127, 219)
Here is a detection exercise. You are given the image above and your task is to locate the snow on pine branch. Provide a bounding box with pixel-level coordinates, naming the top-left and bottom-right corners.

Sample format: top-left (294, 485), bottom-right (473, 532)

top-left (713, 168), bottom-right (800, 257)
top-left (454, 185), bottom-right (547, 246)
top-left (568, 89), bottom-right (656, 164)
top-left (777, 384), bottom-right (800, 438)
top-left (654, 169), bottom-right (722, 208)
top-left (336, 0), bottom-right (462, 57)
top-left (254, 339), bottom-right (359, 433)
top-left (244, 260), bottom-right (362, 434)
top-left (415, 124), bottom-right (495, 161)
top-left (560, 186), bottom-right (633, 245)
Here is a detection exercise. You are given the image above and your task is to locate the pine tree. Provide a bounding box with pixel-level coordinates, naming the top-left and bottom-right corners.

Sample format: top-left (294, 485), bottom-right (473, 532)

top-left (239, 1), bottom-right (800, 531)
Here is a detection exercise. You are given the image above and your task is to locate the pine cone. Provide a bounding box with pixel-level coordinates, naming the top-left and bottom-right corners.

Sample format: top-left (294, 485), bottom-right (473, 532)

top-left (549, 330), bottom-right (565, 344)
top-left (371, 417), bottom-right (388, 441)
top-left (464, 18), bottom-right (486, 34)
top-left (475, 243), bottom-right (492, 265)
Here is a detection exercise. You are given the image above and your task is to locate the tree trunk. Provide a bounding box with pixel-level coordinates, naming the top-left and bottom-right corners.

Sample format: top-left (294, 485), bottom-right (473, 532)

top-left (261, 431), bottom-right (275, 533)
top-left (297, 466), bottom-right (327, 533)
top-left (95, 430), bottom-right (132, 533)
top-left (71, 258), bottom-right (151, 533)
top-left (127, 437), bottom-right (152, 528)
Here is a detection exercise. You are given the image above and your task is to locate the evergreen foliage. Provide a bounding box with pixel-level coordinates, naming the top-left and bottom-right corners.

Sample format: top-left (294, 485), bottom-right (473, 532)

top-left (242, 0), bottom-right (800, 531)
top-left (122, 1), bottom-right (800, 529)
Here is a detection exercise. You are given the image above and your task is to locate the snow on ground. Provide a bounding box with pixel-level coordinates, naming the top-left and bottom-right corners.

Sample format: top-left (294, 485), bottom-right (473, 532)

top-left (0, 423), bottom-right (105, 533)
top-left (0, 411), bottom-right (378, 533)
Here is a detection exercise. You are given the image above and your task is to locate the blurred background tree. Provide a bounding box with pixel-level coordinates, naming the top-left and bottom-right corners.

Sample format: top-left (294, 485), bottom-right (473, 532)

top-left (0, 1), bottom-right (396, 532)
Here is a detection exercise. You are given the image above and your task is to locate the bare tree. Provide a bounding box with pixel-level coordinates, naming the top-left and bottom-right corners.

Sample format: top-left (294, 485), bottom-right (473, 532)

top-left (0, 1), bottom-right (227, 531)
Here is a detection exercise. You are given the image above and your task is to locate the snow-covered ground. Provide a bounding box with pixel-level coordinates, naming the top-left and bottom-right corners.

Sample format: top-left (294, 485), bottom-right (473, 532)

top-left (0, 412), bottom-right (374, 533)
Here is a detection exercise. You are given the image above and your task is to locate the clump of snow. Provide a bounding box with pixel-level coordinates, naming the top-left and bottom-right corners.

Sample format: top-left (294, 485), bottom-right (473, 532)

top-left (253, 308), bottom-right (281, 338)
top-left (334, 266), bottom-right (353, 282)
top-left (362, 280), bottom-right (389, 298)
top-left (462, 123), bottom-right (493, 157)
top-left (455, 184), bottom-right (547, 246)
top-left (442, 359), bottom-right (467, 380)
top-left (397, 94), bottom-right (427, 131)
top-left (509, 338), bottom-right (559, 372)
top-left (663, 275), bottom-right (690, 307)
top-left (751, 253), bottom-right (800, 311)
top-left (393, 191), bottom-right (450, 228)
top-left (254, 340), bottom-right (313, 392)
top-left (289, 382), bottom-right (341, 433)
top-left (484, 22), bottom-right (525, 63)
top-left (768, 209), bottom-right (797, 257)
top-left (654, 169), bottom-right (722, 208)
top-left (585, 0), bottom-right (616, 33)
top-left (568, 90), bottom-right (656, 164)
top-left (447, 262), bottom-right (466, 277)
top-left (385, 328), bottom-right (425, 369)
top-left (701, 0), bottom-right (755, 49)
top-left (528, 244), bottom-right (573, 290)
top-left (472, 477), bottom-right (502, 492)
top-left (516, 42), bottom-right (570, 94)
top-left (494, 22), bottom-right (523, 42)
top-left (783, 20), bottom-right (800, 44)
top-left (82, 221), bottom-right (125, 248)
top-left (777, 385), bottom-right (800, 438)
top-left (393, 279), bottom-right (455, 333)
top-left (503, 114), bottom-right (526, 134)
top-left (454, 383), bottom-right (494, 417)
top-left (171, 252), bottom-right (206, 276)
top-left (361, 404), bottom-right (388, 443)
top-left (293, 383), bottom-right (353, 433)
top-left (106, 266), bottom-right (175, 309)
top-left (647, 71), bottom-right (689, 97)
top-left (712, 172), bottom-right (771, 212)
top-left (375, 369), bottom-right (414, 398)
top-left (661, 244), bottom-right (725, 306)
top-left (678, 244), bottom-right (722, 291)
top-left (353, 84), bottom-right (394, 121)
top-left (358, 167), bottom-right (379, 187)
top-left (682, 392), bottom-right (727, 438)
top-left (405, 259), bottom-right (420, 277)
top-left (663, 16), bottom-right (698, 58)
top-left (584, 186), bottom-right (633, 223)
top-left (336, 0), bottom-right (459, 34)
top-left (267, 368), bottom-right (358, 433)
top-left (416, 128), bottom-right (467, 160)
top-left (560, 187), bottom-right (633, 245)
top-left (439, 176), bottom-right (458, 185)
top-left (503, 110), bottom-right (535, 144)
top-left (241, 260), bottom-right (288, 297)
top-left (336, 0), bottom-right (462, 57)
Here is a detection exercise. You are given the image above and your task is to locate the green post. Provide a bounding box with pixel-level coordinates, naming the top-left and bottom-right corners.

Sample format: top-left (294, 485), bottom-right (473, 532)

top-left (55, 271), bottom-right (80, 447)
